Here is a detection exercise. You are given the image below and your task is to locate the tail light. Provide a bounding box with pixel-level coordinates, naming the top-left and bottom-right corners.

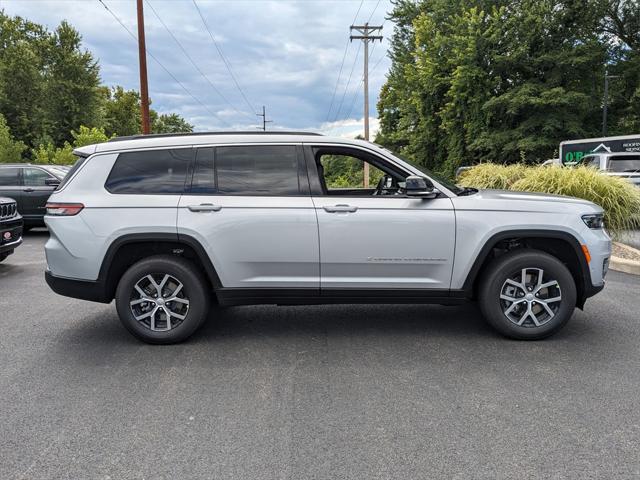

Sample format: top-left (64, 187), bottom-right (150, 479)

top-left (46, 203), bottom-right (84, 216)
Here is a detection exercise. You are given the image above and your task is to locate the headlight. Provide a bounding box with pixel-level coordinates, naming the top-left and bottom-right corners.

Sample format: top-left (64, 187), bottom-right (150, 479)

top-left (582, 213), bottom-right (604, 229)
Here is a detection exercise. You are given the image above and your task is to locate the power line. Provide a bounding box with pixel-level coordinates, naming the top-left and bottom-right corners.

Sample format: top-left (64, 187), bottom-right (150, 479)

top-left (331, 41), bottom-right (361, 124)
top-left (192, 0), bottom-right (257, 115)
top-left (97, 0), bottom-right (231, 127)
top-left (365, 0), bottom-right (382, 24)
top-left (329, 0), bottom-right (383, 130)
top-left (325, 0), bottom-right (364, 122)
top-left (145, 0), bottom-right (255, 122)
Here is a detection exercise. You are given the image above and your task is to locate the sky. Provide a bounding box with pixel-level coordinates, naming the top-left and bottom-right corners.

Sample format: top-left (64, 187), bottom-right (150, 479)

top-left (0, 0), bottom-right (394, 137)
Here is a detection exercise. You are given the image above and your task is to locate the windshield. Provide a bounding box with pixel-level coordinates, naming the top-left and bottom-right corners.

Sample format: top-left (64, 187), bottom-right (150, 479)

top-left (378, 146), bottom-right (463, 194)
top-left (608, 157), bottom-right (640, 173)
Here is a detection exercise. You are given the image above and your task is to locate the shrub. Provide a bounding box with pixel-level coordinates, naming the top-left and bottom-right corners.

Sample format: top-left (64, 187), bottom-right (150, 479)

top-left (458, 164), bottom-right (640, 234)
top-left (0, 113), bottom-right (26, 163)
top-left (32, 126), bottom-right (112, 165)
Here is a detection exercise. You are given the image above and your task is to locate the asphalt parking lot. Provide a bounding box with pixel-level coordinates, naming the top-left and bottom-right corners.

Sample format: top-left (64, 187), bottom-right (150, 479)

top-left (1, 231), bottom-right (639, 479)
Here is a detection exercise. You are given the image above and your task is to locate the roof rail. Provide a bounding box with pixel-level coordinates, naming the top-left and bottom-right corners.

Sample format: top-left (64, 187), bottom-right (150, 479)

top-left (107, 131), bottom-right (324, 143)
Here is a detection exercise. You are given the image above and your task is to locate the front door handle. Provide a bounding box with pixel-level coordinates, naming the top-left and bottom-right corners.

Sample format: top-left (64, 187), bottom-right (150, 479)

top-left (187, 203), bottom-right (222, 212)
top-left (323, 204), bottom-right (358, 213)
top-left (23, 188), bottom-right (35, 193)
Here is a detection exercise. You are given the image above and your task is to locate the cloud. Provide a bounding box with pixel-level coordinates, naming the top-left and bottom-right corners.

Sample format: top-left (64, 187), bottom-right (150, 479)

top-left (2, 0), bottom-right (393, 132)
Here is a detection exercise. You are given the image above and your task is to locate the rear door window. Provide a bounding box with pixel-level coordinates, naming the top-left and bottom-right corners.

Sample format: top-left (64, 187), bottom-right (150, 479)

top-left (214, 145), bottom-right (301, 195)
top-left (0, 168), bottom-right (21, 186)
top-left (105, 149), bottom-right (193, 194)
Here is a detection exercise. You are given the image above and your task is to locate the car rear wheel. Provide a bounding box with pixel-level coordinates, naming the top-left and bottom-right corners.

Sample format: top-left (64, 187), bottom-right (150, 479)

top-left (478, 249), bottom-right (577, 340)
top-left (115, 255), bottom-right (210, 344)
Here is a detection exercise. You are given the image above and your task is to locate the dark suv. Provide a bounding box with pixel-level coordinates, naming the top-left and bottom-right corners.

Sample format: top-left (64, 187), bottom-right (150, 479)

top-left (0, 197), bottom-right (23, 263)
top-left (0, 164), bottom-right (67, 229)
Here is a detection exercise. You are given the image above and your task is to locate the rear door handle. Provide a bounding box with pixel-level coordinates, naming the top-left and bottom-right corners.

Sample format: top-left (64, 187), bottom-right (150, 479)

top-left (187, 203), bottom-right (222, 212)
top-left (23, 188), bottom-right (34, 193)
top-left (323, 204), bottom-right (358, 213)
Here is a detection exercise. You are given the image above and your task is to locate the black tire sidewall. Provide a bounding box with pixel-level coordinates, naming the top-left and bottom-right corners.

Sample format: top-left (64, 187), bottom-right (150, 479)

top-left (479, 250), bottom-right (577, 340)
top-left (115, 255), bottom-right (209, 344)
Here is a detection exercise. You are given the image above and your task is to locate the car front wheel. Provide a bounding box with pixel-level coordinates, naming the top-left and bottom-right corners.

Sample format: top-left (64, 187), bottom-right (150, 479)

top-left (478, 249), bottom-right (577, 340)
top-left (115, 255), bottom-right (210, 344)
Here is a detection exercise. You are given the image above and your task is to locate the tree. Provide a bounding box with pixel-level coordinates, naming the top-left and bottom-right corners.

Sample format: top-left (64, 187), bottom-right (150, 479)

top-left (33, 126), bottom-right (110, 165)
top-left (0, 12), bottom-right (195, 157)
top-left (102, 86), bottom-right (142, 137)
top-left (43, 21), bottom-right (102, 146)
top-left (0, 113), bottom-right (26, 163)
top-left (0, 12), bottom-right (48, 148)
top-left (102, 86), bottom-right (194, 136)
top-left (153, 113), bottom-right (194, 134)
top-left (376, 0), bottom-right (633, 176)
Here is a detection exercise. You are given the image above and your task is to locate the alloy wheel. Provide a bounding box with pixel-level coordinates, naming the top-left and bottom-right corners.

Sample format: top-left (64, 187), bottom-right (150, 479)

top-left (499, 267), bottom-right (562, 328)
top-left (129, 273), bottom-right (190, 331)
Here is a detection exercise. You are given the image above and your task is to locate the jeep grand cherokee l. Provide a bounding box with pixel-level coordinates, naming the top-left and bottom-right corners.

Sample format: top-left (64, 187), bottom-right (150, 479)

top-left (44, 132), bottom-right (611, 344)
top-left (0, 197), bottom-right (23, 263)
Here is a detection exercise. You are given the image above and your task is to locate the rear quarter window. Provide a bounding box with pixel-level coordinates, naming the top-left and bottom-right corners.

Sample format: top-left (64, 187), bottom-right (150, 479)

top-left (105, 149), bottom-right (193, 194)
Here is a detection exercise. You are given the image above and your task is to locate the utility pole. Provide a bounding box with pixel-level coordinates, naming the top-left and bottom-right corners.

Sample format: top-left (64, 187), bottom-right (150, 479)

top-left (136, 0), bottom-right (151, 134)
top-left (350, 23), bottom-right (382, 187)
top-left (256, 105), bottom-right (272, 131)
top-left (602, 71), bottom-right (619, 137)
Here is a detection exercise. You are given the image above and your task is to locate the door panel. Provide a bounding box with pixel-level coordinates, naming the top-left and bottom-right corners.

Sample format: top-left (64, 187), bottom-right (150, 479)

top-left (313, 196), bottom-right (456, 289)
top-left (177, 144), bottom-right (319, 289)
top-left (178, 195), bottom-right (319, 288)
top-left (22, 168), bottom-right (57, 220)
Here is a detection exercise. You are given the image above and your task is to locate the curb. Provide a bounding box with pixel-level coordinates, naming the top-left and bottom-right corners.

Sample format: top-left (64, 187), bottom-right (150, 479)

top-left (610, 242), bottom-right (640, 276)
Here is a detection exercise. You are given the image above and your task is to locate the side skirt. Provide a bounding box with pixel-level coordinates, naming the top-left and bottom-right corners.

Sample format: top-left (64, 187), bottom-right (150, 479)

top-left (216, 288), bottom-right (470, 306)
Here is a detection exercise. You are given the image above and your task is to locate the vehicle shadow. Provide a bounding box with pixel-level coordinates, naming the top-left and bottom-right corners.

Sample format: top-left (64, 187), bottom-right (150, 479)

top-left (61, 302), bottom-right (496, 347)
top-left (194, 303), bottom-right (497, 342)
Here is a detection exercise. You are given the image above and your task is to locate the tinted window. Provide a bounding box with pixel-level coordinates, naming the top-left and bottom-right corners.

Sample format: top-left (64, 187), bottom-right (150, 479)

top-left (105, 149), bottom-right (192, 194)
top-left (0, 168), bottom-right (21, 187)
top-left (191, 147), bottom-right (216, 193)
top-left (24, 168), bottom-right (54, 186)
top-left (216, 145), bottom-right (300, 195)
top-left (608, 156), bottom-right (640, 173)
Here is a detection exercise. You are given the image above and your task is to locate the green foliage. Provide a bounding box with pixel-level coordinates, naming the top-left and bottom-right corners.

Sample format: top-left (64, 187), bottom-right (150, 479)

top-left (33, 126), bottom-right (111, 165)
top-left (0, 113), bottom-right (26, 163)
top-left (458, 163), bottom-right (640, 233)
top-left (321, 155), bottom-right (384, 188)
top-left (153, 113), bottom-right (194, 134)
top-left (376, 0), bottom-right (639, 176)
top-left (0, 12), bottom-right (102, 148)
top-left (0, 12), bottom-right (194, 158)
top-left (102, 86), bottom-right (142, 137)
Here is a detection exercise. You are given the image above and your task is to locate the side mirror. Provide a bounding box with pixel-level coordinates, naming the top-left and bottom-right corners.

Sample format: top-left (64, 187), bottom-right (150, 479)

top-left (45, 177), bottom-right (60, 187)
top-left (404, 175), bottom-right (438, 199)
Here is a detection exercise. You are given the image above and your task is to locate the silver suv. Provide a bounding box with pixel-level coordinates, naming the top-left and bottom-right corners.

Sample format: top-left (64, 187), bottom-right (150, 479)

top-left (44, 132), bottom-right (611, 344)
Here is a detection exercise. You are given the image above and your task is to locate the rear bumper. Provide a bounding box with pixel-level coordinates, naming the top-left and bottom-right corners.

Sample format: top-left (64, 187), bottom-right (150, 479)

top-left (45, 270), bottom-right (111, 303)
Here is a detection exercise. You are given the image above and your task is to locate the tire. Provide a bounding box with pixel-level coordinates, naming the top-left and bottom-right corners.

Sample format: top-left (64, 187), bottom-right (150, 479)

top-left (478, 249), bottom-right (577, 340)
top-left (115, 255), bottom-right (210, 344)
top-left (0, 252), bottom-right (10, 263)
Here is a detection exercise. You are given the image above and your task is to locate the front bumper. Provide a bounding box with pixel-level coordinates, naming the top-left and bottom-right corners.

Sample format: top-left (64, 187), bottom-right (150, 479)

top-left (0, 218), bottom-right (23, 255)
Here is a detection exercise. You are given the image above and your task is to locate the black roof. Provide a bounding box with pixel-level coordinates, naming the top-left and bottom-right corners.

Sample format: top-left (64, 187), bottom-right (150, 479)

top-left (107, 131), bottom-right (324, 143)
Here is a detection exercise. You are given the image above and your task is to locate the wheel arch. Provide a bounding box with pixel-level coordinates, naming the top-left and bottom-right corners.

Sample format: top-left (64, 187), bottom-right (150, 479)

top-left (462, 229), bottom-right (592, 308)
top-left (99, 233), bottom-right (222, 303)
